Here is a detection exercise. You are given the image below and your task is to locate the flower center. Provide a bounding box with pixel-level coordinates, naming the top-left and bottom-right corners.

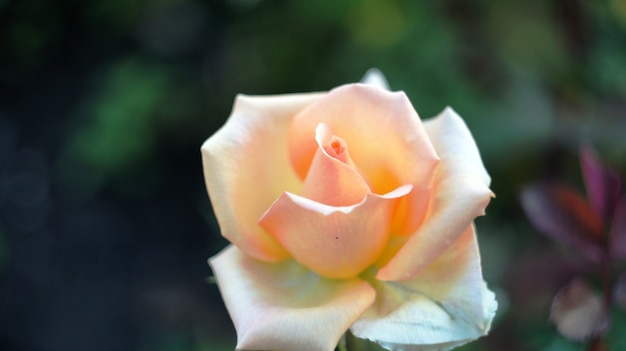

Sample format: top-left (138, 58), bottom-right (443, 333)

top-left (325, 137), bottom-right (346, 162)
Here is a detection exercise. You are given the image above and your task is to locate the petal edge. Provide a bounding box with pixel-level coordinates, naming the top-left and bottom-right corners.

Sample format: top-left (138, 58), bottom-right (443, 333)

top-left (209, 245), bottom-right (376, 351)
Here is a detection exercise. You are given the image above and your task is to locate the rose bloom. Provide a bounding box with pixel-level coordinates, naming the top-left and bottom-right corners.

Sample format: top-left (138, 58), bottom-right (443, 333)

top-left (202, 70), bottom-right (497, 351)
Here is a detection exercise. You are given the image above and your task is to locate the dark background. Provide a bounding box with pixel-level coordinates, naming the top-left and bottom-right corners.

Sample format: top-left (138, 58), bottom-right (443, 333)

top-left (1, 0), bottom-right (626, 350)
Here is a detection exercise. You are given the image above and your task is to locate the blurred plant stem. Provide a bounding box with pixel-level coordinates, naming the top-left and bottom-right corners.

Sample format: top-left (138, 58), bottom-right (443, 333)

top-left (588, 255), bottom-right (614, 351)
top-left (588, 337), bottom-right (606, 351)
top-left (601, 254), bottom-right (614, 308)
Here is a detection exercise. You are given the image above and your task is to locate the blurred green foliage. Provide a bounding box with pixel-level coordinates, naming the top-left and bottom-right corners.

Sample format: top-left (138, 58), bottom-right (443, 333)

top-left (2, 0), bottom-right (626, 350)
top-left (73, 58), bottom-right (171, 176)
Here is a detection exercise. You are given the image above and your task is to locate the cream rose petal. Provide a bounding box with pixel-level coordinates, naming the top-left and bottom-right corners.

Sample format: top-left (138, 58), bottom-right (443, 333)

top-left (377, 107), bottom-right (493, 281)
top-left (209, 245), bottom-right (376, 351)
top-left (424, 107), bottom-right (491, 187)
top-left (361, 68), bottom-right (390, 90)
top-left (351, 225), bottom-right (497, 351)
top-left (201, 92), bottom-right (323, 262)
top-left (289, 84), bottom-right (439, 235)
top-left (259, 185), bottom-right (412, 279)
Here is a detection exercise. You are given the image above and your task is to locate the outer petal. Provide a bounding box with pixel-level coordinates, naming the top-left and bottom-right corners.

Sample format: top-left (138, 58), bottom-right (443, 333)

top-left (424, 107), bottom-right (491, 187)
top-left (361, 68), bottom-right (390, 90)
top-left (377, 107), bottom-right (493, 281)
top-left (201, 92), bottom-right (323, 261)
top-left (351, 226), bottom-right (497, 351)
top-left (289, 84), bottom-right (439, 234)
top-left (259, 185), bottom-right (412, 279)
top-left (209, 245), bottom-right (376, 351)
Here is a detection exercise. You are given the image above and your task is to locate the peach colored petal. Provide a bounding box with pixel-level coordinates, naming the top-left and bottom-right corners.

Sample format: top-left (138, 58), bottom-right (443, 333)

top-left (377, 108), bottom-right (493, 281)
top-left (289, 84), bottom-right (438, 234)
top-left (209, 245), bottom-right (376, 351)
top-left (201, 92), bottom-right (323, 262)
top-left (301, 123), bottom-right (371, 206)
top-left (259, 185), bottom-right (412, 279)
top-left (352, 226), bottom-right (497, 351)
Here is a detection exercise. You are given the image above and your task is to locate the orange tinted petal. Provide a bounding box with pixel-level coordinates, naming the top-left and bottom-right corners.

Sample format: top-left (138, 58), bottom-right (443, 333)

top-left (377, 176), bottom-right (492, 281)
top-left (202, 93), bottom-right (322, 261)
top-left (377, 108), bottom-right (492, 281)
top-left (289, 84), bottom-right (438, 234)
top-left (259, 185), bottom-right (412, 279)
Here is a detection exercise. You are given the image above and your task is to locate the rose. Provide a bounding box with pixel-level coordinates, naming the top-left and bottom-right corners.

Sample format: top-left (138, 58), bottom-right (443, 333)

top-left (202, 69), bottom-right (497, 351)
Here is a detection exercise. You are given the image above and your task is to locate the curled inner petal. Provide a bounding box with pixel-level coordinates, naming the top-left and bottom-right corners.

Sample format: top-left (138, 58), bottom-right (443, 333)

top-left (301, 123), bottom-right (371, 207)
top-left (259, 185), bottom-right (412, 279)
top-left (326, 137), bottom-right (346, 161)
top-left (289, 84), bottom-right (439, 235)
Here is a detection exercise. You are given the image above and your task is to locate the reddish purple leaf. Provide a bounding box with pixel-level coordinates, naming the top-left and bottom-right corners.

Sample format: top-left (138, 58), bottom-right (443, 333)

top-left (521, 183), bottom-right (605, 263)
top-left (610, 197), bottom-right (626, 260)
top-left (580, 145), bottom-right (622, 222)
top-left (550, 278), bottom-right (609, 341)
